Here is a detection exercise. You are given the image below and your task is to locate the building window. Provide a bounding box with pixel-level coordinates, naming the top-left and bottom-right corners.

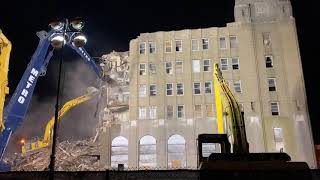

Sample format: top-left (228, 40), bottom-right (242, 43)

top-left (206, 104), bottom-right (214, 117)
top-left (165, 62), bottom-right (173, 74)
top-left (232, 58), bottom-right (239, 70)
top-left (149, 63), bottom-right (156, 74)
top-left (194, 82), bottom-right (201, 95)
top-left (233, 80), bottom-right (242, 93)
top-left (203, 59), bottom-right (211, 72)
top-left (139, 136), bottom-right (157, 168)
top-left (262, 32), bottom-right (271, 47)
top-left (166, 83), bottom-right (173, 96)
top-left (230, 36), bottom-right (238, 48)
top-left (139, 107), bottom-right (146, 119)
top-left (273, 128), bottom-right (284, 152)
top-left (175, 40), bottom-right (182, 52)
top-left (139, 64), bottom-right (146, 75)
top-left (177, 105), bottom-right (184, 118)
top-left (139, 84), bottom-right (147, 97)
top-left (149, 42), bottom-right (156, 54)
top-left (149, 106), bottom-right (157, 119)
top-left (265, 56), bottom-right (273, 68)
top-left (220, 58), bottom-right (228, 71)
top-left (176, 83), bottom-right (184, 96)
top-left (150, 84), bottom-right (157, 96)
top-left (175, 60), bottom-right (183, 73)
top-left (168, 135), bottom-right (186, 168)
top-left (139, 42), bottom-right (146, 54)
top-left (268, 78), bottom-right (276, 91)
top-left (205, 81), bottom-right (212, 94)
top-left (271, 102), bottom-right (280, 116)
top-left (192, 39), bottom-right (199, 51)
top-left (192, 60), bottom-right (201, 73)
top-left (167, 105), bottom-right (174, 119)
top-left (202, 38), bottom-right (209, 50)
top-left (219, 37), bottom-right (227, 49)
top-left (238, 103), bottom-right (244, 112)
top-left (111, 136), bottom-right (128, 168)
top-left (194, 105), bottom-right (202, 118)
top-left (165, 41), bottom-right (172, 53)
top-left (227, 80), bottom-right (232, 88)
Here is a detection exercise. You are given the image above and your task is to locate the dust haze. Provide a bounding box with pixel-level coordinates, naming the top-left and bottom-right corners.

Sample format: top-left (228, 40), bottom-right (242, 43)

top-left (6, 57), bottom-right (102, 156)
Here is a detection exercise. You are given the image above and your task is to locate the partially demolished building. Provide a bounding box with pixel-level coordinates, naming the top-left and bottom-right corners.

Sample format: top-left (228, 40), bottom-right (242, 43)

top-left (10, 0), bottom-right (317, 171)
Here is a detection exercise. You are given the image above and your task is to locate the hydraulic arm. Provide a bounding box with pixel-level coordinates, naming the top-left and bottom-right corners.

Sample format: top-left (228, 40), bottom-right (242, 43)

top-left (213, 63), bottom-right (249, 153)
top-left (0, 30), bottom-right (12, 132)
top-left (0, 20), bottom-right (105, 170)
top-left (21, 87), bottom-right (99, 155)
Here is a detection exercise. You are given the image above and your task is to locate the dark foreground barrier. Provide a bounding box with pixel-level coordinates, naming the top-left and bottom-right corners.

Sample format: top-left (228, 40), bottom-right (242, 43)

top-left (0, 170), bottom-right (319, 180)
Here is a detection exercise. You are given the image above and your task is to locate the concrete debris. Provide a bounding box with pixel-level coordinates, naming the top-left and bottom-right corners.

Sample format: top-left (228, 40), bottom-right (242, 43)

top-left (9, 138), bottom-right (103, 171)
top-left (100, 51), bottom-right (129, 85)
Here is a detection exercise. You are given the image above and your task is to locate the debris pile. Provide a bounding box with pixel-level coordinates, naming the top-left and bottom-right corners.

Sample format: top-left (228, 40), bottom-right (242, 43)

top-left (9, 138), bottom-right (103, 171)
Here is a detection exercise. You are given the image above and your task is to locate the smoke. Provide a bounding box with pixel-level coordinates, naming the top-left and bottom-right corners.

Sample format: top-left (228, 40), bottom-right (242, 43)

top-left (5, 57), bottom-right (101, 156)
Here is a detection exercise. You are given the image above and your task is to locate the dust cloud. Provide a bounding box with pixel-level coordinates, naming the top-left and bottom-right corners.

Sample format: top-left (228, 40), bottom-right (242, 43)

top-left (5, 57), bottom-right (102, 156)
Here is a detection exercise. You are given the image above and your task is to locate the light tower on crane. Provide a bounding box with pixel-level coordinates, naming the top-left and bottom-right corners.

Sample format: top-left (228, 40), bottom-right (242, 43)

top-left (0, 18), bottom-right (105, 171)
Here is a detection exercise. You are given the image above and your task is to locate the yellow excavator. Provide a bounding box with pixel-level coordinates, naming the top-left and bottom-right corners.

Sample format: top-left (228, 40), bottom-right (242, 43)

top-left (197, 63), bottom-right (309, 172)
top-left (21, 87), bottom-right (99, 155)
top-left (0, 29), bottom-right (12, 132)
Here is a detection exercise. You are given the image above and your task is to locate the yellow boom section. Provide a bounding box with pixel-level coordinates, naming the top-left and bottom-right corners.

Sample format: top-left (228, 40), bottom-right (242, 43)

top-left (0, 29), bottom-right (12, 132)
top-left (21, 87), bottom-right (99, 155)
top-left (213, 63), bottom-right (224, 134)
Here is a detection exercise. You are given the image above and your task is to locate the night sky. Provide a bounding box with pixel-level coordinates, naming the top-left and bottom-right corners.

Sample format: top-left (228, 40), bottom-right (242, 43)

top-left (1, 0), bottom-right (319, 149)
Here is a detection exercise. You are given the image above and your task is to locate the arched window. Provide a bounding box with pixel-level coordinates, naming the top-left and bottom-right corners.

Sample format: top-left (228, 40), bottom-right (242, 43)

top-left (139, 135), bottom-right (157, 169)
top-left (111, 136), bottom-right (128, 168)
top-left (168, 134), bottom-right (186, 168)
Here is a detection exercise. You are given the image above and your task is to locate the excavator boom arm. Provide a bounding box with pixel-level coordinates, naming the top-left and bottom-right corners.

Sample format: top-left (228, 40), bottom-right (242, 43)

top-left (0, 30), bottom-right (12, 132)
top-left (213, 63), bottom-right (249, 153)
top-left (42, 94), bottom-right (92, 143)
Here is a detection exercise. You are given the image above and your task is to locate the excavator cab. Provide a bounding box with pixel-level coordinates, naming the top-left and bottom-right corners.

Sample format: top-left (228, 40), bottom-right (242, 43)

top-left (197, 134), bottom-right (311, 180)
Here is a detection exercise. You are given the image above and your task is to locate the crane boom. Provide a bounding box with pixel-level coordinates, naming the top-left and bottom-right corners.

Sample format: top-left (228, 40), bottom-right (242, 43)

top-left (0, 30), bottom-right (12, 132)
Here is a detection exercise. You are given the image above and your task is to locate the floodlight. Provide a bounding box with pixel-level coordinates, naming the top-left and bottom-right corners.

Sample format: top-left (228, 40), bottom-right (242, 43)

top-left (72, 33), bottom-right (87, 47)
top-left (49, 21), bottom-right (65, 31)
top-left (70, 18), bottom-right (84, 31)
top-left (49, 33), bottom-right (66, 49)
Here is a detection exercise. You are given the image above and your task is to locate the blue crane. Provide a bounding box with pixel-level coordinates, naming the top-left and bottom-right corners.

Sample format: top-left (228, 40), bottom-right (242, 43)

top-left (0, 19), bottom-right (104, 171)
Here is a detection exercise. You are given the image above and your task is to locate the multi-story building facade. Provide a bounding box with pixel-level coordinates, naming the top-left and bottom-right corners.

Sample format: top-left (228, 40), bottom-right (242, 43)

top-left (99, 0), bottom-right (316, 169)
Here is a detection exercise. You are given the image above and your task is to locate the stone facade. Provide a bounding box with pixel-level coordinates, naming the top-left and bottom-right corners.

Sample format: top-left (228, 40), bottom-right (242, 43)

top-left (99, 0), bottom-right (317, 169)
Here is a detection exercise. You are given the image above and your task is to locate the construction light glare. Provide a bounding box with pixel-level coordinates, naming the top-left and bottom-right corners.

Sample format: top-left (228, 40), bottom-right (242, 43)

top-left (50, 34), bottom-right (66, 49)
top-left (72, 34), bottom-right (87, 47)
top-left (49, 21), bottom-right (64, 31)
top-left (20, 139), bottom-right (25, 145)
top-left (70, 20), bottom-right (84, 31)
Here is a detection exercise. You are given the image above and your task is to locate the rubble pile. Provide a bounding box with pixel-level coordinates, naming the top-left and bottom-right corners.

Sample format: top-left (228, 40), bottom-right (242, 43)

top-left (10, 138), bottom-right (103, 171)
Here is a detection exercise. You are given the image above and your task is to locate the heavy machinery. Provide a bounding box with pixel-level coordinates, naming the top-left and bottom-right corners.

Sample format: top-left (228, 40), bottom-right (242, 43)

top-left (197, 63), bottom-right (309, 170)
top-left (0, 30), bottom-right (12, 132)
top-left (0, 19), bottom-right (105, 171)
top-left (21, 87), bottom-right (99, 155)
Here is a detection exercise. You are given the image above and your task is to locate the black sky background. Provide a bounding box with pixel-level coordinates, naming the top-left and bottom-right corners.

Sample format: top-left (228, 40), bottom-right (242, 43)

top-left (0, 0), bottom-right (319, 149)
